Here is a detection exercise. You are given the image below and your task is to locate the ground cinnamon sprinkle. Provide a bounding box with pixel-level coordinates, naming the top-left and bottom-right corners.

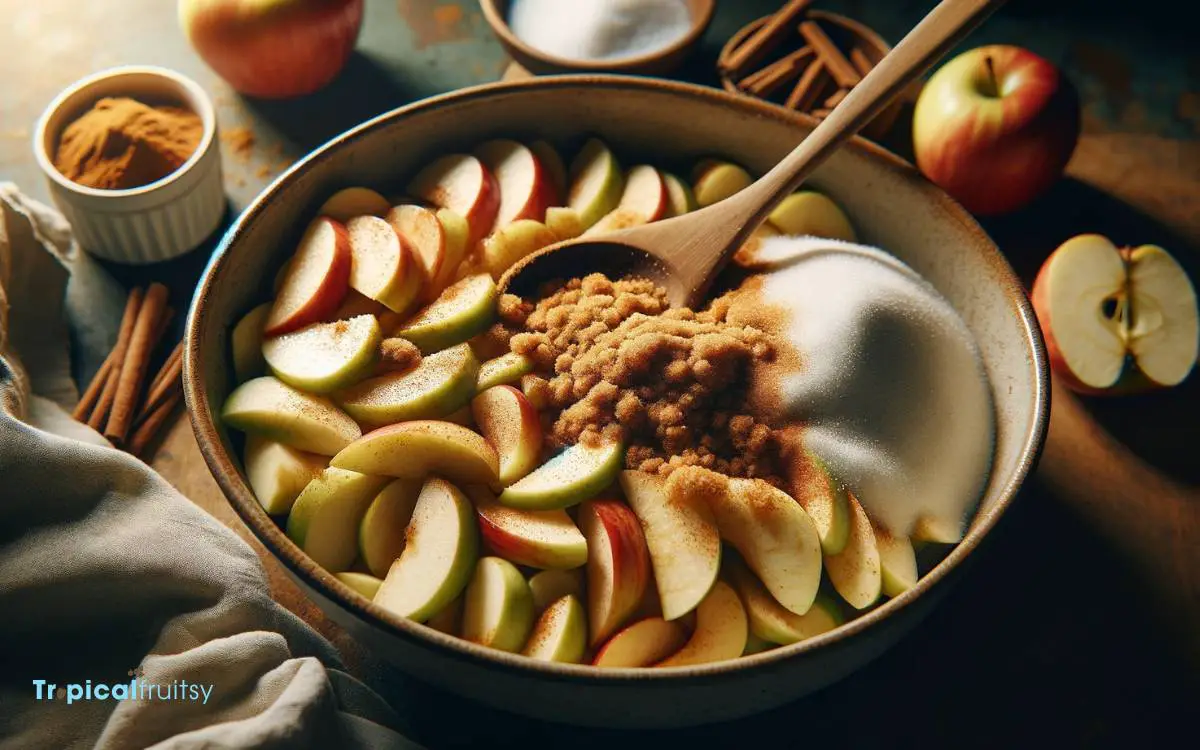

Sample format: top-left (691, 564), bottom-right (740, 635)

top-left (54, 97), bottom-right (203, 190)
top-left (498, 273), bottom-right (796, 483)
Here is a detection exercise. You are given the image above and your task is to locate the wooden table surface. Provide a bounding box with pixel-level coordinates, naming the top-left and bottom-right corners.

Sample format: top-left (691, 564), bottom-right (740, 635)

top-left (2, 0), bottom-right (1197, 746)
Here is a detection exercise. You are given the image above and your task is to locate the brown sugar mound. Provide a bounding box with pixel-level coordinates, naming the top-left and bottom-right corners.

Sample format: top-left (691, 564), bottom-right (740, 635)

top-left (499, 273), bottom-right (788, 482)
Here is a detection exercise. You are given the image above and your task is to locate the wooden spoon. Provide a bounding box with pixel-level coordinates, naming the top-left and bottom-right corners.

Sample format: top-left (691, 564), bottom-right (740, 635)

top-left (500, 0), bottom-right (1007, 307)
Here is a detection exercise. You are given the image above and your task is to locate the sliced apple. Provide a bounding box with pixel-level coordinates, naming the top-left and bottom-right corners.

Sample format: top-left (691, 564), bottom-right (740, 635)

top-left (726, 553), bottom-right (842, 645)
top-left (692, 161), bottom-right (753, 208)
top-left (767, 191), bottom-right (857, 241)
top-left (461, 556), bottom-right (535, 652)
top-left (222, 376), bottom-right (361, 455)
top-left (444, 404), bottom-right (474, 427)
top-left (743, 633), bottom-right (775, 656)
top-left (384, 204), bottom-right (447, 297)
top-left (286, 467), bottom-right (390, 573)
top-left (498, 439), bottom-right (624, 511)
top-left (912, 514), bottom-right (965, 545)
top-left (425, 594), bottom-right (464, 635)
top-left (522, 594), bottom-right (587, 663)
top-left (265, 218), bottom-right (352, 336)
top-left (520, 374), bottom-right (551, 410)
top-left (787, 449), bottom-right (851, 555)
top-left (407, 153), bottom-right (500, 247)
top-left (530, 140), bottom-right (567, 200)
top-left (337, 342), bottom-right (478, 429)
top-left (345, 215), bottom-right (422, 314)
top-left (433, 208), bottom-right (471, 292)
top-left (476, 352), bottom-right (534, 392)
top-left (471, 485), bottom-right (587, 570)
top-left (336, 571), bottom-right (384, 599)
top-left (318, 186), bottom-right (390, 222)
top-left (824, 492), bottom-right (882, 610)
top-left (544, 206), bottom-right (585, 241)
top-left (475, 139), bottom-right (555, 231)
top-left (593, 617), bottom-right (687, 668)
top-left (374, 477), bottom-right (479, 621)
top-left (655, 581), bottom-right (747, 667)
top-left (529, 568), bottom-right (585, 612)
top-left (618, 165), bottom-right (668, 222)
top-left (358, 478), bottom-right (421, 578)
top-left (481, 219), bottom-right (558, 280)
top-left (568, 138), bottom-right (624, 229)
top-left (472, 385), bottom-right (543, 485)
top-left (331, 420), bottom-right (499, 487)
top-left (619, 471), bottom-right (720, 621)
top-left (579, 498), bottom-right (650, 646)
top-left (329, 290), bottom-right (386, 322)
top-left (231, 303), bottom-right (271, 383)
top-left (263, 314), bottom-right (380, 394)
top-left (582, 208), bottom-right (649, 237)
top-left (662, 173), bottom-right (697, 217)
top-left (877, 530), bottom-right (918, 598)
top-left (242, 435), bottom-right (326, 514)
top-left (396, 273), bottom-right (498, 354)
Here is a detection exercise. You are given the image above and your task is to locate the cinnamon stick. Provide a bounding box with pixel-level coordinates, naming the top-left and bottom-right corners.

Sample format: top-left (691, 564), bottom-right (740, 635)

top-left (139, 341), bottom-right (183, 421)
top-left (849, 47), bottom-right (875, 77)
top-left (740, 46), bottom-right (815, 95)
top-left (722, 0), bottom-right (814, 78)
top-left (785, 60), bottom-right (830, 112)
top-left (88, 288), bottom-right (144, 431)
top-left (128, 388), bottom-right (182, 458)
top-left (72, 351), bottom-right (114, 421)
top-left (105, 283), bottom-right (169, 446)
top-left (799, 20), bottom-right (862, 88)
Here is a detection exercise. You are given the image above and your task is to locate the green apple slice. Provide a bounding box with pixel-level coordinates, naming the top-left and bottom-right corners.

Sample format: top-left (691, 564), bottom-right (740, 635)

top-left (337, 571), bottom-right (383, 599)
top-left (222, 376), bottom-right (361, 456)
top-left (337, 343), bottom-right (479, 429)
top-left (824, 492), bottom-right (883, 610)
top-left (619, 471), bottom-right (720, 620)
top-left (497, 439), bottom-right (624, 510)
top-left (242, 435), bottom-right (327, 515)
top-left (359, 478), bottom-right (422, 578)
top-left (593, 617), bottom-right (688, 668)
top-left (692, 161), bottom-right (753, 208)
top-left (425, 594), bottom-right (464, 635)
top-left (544, 206), bottom-right (585, 241)
top-left (476, 352), bottom-right (534, 392)
top-left (663, 173), bottom-right (698, 217)
top-left (263, 314), bottom-right (381, 394)
top-left (877, 530), bottom-right (918, 598)
top-left (231, 303), bottom-right (271, 383)
top-left (286, 467), bottom-right (391, 573)
top-left (472, 486), bottom-right (587, 569)
top-left (788, 450), bottom-right (851, 555)
top-left (529, 568), bottom-right (585, 612)
top-left (461, 556), bottom-right (536, 652)
top-left (655, 581), bottom-right (747, 667)
top-left (726, 553), bottom-right (842, 645)
top-left (522, 594), bottom-right (587, 663)
top-left (397, 273), bottom-right (497, 354)
top-left (332, 420), bottom-right (500, 488)
top-left (375, 477), bottom-right (479, 622)
top-left (767, 191), bottom-right (857, 242)
top-left (568, 138), bottom-right (624, 229)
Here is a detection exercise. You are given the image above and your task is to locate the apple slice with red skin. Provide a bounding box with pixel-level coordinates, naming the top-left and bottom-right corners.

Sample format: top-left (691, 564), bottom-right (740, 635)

top-left (385, 205), bottom-right (445, 294)
top-left (618, 165), bottom-right (668, 222)
top-left (662, 173), bottom-right (697, 217)
top-left (530, 140), bottom-right (567, 200)
top-left (346, 215), bottom-right (422, 314)
top-left (318, 186), bottom-right (390, 222)
top-left (407, 154), bottom-right (499, 248)
top-left (265, 217), bottom-right (351, 336)
top-left (592, 617), bottom-right (688, 668)
top-left (472, 385), bottom-right (543, 486)
top-left (470, 485), bottom-right (587, 570)
top-left (474, 139), bottom-right (556, 231)
top-left (331, 420), bottom-right (500, 488)
top-left (579, 498), bottom-right (651, 647)
top-left (655, 580), bottom-right (747, 667)
top-left (522, 594), bottom-right (588, 664)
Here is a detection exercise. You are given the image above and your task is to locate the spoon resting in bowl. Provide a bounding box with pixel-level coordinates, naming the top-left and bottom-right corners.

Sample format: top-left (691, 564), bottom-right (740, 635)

top-left (499, 0), bottom-right (1007, 307)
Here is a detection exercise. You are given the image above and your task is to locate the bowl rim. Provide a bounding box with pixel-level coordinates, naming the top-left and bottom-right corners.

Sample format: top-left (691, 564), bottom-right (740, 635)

top-left (479, 0), bottom-right (716, 73)
top-left (185, 74), bottom-right (1050, 684)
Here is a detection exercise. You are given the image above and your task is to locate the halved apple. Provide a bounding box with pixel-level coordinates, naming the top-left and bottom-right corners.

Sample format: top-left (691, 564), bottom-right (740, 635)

top-left (337, 342), bottom-right (478, 429)
top-left (407, 153), bottom-right (500, 247)
top-left (544, 206), bottom-right (585, 241)
top-left (619, 471), bottom-right (720, 621)
top-left (498, 439), bottom-right (624, 510)
top-left (471, 485), bottom-right (587, 570)
top-left (726, 553), bottom-right (842, 645)
top-left (1032, 234), bottom-right (1199, 393)
top-left (331, 420), bottom-right (499, 487)
top-left (522, 594), bottom-right (587, 663)
top-left (318, 186), bottom-right (390, 222)
top-left (231, 303), bottom-right (271, 383)
top-left (692, 161), bottom-right (753, 208)
top-left (396, 273), bottom-right (498, 354)
top-left (662, 173), bottom-right (697, 217)
top-left (655, 581), bottom-right (747, 667)
top-left (618, 165), bottom-right (668, 222)
top-left (474, 139), bottom-right (555, 230)
top-left (593, 617), bottom-right (688, 668)
top-left (481, 219), bottom-right (559, 280)
top-left (476, 352), bottom-right (534, 392)
top-left (472, 385), bottom-right (543, 485)
top-left (529, 568), bottom-right (585, 612)
top-left (824, 492), bottom-right (882, 610)
top-left (877, 530), bottom-right (918, 598)
top-left (579, 498), bottom-right (650, 646)
top-left (374, 477), bottom-right (478, 621)
top-left (265, 218), bottom-right (352, 336)
top-left (287, 467), bottom-right (391, 573)
top-left (242, 435), bottom-right (327, 514)
top-left (530, 140), bottom-right (567, 199)
top-left (767, 191), bottom-right (857, 241)
top-left (336, 571), bottom-right (384, 599)
top-left (787, 449), bottom-right (851, 555)
top-left (425, 594), bottom-right (464, 635)
top-left (582, 208), bottom-right (649, 237)
top-left (346, 215), bottom-right (422, 314)
top-left (461, 556), bottom-right (536, 653)
top-left (359, 478), bottom-right (421, 578)
top-left (568, 138), bottom-right (624, 229)
top-left (223, 376), bottom-right (361, 455)
top-left (263, 314), bottom-right (381, 394)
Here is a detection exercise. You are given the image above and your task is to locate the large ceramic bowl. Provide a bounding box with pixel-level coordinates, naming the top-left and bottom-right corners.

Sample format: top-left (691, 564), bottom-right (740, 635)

top-left (186, 76), bottom-right (1048, 729)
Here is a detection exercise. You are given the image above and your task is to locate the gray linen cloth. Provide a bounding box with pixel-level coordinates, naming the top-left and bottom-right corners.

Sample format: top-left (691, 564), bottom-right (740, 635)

top-left (0, 184), bottom-right (421, 750)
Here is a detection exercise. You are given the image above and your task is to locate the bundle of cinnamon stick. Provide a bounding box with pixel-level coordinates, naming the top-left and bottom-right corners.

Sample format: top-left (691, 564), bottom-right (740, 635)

top-left (72, 283), bottom-right (184, 458)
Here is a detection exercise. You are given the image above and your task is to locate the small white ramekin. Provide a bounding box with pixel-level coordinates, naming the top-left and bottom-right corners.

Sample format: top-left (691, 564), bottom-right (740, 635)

top-left (34, 65), bottom-right (225, 264)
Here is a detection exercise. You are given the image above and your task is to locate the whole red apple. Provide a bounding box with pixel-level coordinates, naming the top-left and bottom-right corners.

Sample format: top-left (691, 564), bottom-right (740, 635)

top-left (180, 0), bottom-right (363, 99)
top-left (912, 45), bottom-right (1080, 216)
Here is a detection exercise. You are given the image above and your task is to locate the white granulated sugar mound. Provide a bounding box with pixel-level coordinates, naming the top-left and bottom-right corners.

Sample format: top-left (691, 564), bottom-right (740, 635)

top-left (756, 235), bottom-right (995, 539)
top-left (509, 0), bottom-right (692, 62)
